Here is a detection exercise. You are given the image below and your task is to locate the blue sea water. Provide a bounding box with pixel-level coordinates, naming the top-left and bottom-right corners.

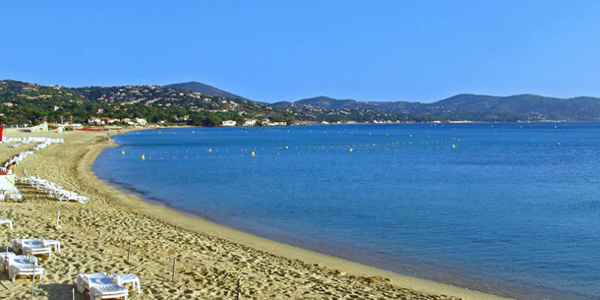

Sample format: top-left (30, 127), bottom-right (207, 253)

top-left (93, 123), bottom-right (600, 300)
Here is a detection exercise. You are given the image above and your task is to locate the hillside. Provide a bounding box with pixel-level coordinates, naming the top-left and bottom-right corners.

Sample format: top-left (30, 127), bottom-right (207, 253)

top-left (166, 81), bottom-right (247, 100)
top-left (0, 80), bottom-right (407, 126)
top-left (293, 94), bottom-right (600, 122)
top-left (1, 79), bottom-right (600, 127)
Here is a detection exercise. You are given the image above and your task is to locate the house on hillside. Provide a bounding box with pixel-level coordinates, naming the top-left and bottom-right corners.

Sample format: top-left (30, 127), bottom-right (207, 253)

top-left (222, 120), bottom-right (237, 127)
top-left (122, 118), bottom-right (136, 126)
top-left (87, 117), bottom-right (104, 126)
top-left (100, 117), bottom-right (117, 124)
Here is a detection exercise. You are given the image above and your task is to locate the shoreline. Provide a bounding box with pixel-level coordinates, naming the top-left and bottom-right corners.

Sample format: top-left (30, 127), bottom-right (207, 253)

top-left (90, 130), bottom-right (510, 300)
top-left (3, 130), bottom-right (510, 300)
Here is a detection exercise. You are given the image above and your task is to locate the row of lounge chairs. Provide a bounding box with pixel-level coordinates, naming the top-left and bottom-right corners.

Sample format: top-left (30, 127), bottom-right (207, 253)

top-left (2, 258), bottom-right (140, 299)
top-left (3, 151), bottom-right (34, 170)
top-left (1, 255), bottom-right (139, 299)
top-left (5, 238), bottom-right (138, 299)
top-left (3, 138), bottom-right (64, 171)
top-left (3, 137), bottom-right (64, 149)
top-left (19, 176), bottom-right (90, 204)
top-left (33, 138), bottom-right (64, 150)
top-left (1, 237), bottom-right (56, 282)
top-left (1, 138), bottom-right (137, 299)
top-left (2, 225), bottom-right (139, 299)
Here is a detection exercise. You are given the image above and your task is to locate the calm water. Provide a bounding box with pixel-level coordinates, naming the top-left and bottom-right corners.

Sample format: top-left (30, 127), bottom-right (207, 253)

top-left (93, 123), bottom-right (600, 299)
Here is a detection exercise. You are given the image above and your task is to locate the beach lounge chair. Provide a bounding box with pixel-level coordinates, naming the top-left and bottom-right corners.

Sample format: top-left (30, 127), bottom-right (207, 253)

top-left (13, 238), bottom-right (52, 257)
top-left (77, 272), bottom-right (129, 300)
top-left (7, 255), bottom-right (43, 282)
top-left (110, 273), bottom-right (141, 294)
top-left (7, 191), bottom-right (22, 201)
top-left (38, 237), bottom-right (61, 254)
top-left (0, 251), bottom-right (16, 271)
top-left (0, 218), bottom-right (12, 230)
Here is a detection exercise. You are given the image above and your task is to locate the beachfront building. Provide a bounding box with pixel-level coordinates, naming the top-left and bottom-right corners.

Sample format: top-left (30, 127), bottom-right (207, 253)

top-left (265, 121), bottom-right (287, 126)
top-left (121, 118), bottom-right (136, 126)
top-left (243, 119), bottom-right (257, 126)
top-left (135, 118), bottom-right (148, 126)
top-left (101, 117), bottom-right (118, 124)
top-left (222, 120), bottom-right (237, 127)
top-left (87, 117), bottom-right (104, 126)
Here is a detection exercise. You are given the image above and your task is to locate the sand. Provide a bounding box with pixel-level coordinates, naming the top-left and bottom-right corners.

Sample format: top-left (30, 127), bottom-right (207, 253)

top-left (0, 130), bottom-right (511, 300)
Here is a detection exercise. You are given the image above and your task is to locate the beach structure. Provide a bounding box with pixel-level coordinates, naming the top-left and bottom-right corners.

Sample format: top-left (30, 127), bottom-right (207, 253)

top-left (3, 122), bottom-right (49, 133)
top-left (0, 174), bottom-right (22, 202)
top-left (6, 255), bottom-right (43, 282)
top-left (0, 218), bottom-right (12, 230)
top-left (77, 272), bottom-right (129, 300)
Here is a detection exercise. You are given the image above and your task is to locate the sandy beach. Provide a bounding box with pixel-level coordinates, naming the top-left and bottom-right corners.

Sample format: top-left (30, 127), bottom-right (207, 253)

top-left (0, 130), bottom-right (510, 300)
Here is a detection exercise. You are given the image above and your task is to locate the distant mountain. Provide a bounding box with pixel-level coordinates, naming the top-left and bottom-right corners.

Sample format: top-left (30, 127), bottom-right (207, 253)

top-left (295, 96), bottom-right (366, 109)
top-left (291, 94), bottom-right (600, 122)
top-left (166, 81), bottom-right (247, 100)
top-left (291, 96), bottom-right (420, 113)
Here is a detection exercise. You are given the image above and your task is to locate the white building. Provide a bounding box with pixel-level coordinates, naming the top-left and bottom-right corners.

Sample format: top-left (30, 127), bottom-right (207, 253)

top-left (243, 119), bottom-right (257, 126)
top-left (87, 117), bottom-right (104, 126)
top-left (222, 120), bottom-right (237, 127)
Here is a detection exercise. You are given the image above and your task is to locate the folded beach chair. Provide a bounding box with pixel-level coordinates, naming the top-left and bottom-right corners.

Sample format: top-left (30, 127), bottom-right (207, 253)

top-left (7, 255), bottom-right (43, 282)
top-left (77, 272), bottom-right (129, 300)
top-left (0, 218), bottom-right (12, 230)
top-left (13, 238), bottom-right (52, 257)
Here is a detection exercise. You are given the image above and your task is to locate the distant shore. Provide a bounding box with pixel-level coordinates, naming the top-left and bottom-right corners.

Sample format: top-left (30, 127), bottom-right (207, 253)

top-left (1, 129), bottom-right (510, 300)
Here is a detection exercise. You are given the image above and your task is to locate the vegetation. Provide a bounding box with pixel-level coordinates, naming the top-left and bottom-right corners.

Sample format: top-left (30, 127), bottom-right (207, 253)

top-left (1, 79), bottom-right (600, 127)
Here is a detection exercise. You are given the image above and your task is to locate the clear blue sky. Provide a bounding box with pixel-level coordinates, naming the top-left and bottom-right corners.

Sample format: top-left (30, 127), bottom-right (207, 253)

top-left (2, 1), bottom-right (600, 103)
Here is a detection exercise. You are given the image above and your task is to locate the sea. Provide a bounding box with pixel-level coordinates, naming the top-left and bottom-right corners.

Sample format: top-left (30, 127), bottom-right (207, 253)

top-left (92, 123), bottom-right (600, 300)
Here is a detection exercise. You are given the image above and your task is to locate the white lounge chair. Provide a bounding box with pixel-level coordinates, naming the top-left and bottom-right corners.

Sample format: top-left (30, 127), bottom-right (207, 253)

top-left (13, 238), bottom-right (52, 257)
top-left (7, 255), bottom-right (43, 282)
top-left (0, 219), bottom-right (12, 230)
top-left (110, 273), bottom-right (141, 294)
top-left (0, 251), bottom-right (16, 271)
top-left (39, 237), bottom-right (61, 254)
top-left (77, 272), bottom-right (128, 300)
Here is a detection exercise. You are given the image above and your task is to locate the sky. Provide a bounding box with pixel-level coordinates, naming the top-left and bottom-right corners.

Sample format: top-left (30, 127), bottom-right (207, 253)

top-left (2, 1), bottom-right (600, 103)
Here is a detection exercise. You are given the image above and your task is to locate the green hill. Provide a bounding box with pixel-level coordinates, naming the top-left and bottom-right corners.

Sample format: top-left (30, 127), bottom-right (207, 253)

top-left (166, 81), bottom-right (247, 100)
top-left (2, 79), bottom-right (600, 127)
